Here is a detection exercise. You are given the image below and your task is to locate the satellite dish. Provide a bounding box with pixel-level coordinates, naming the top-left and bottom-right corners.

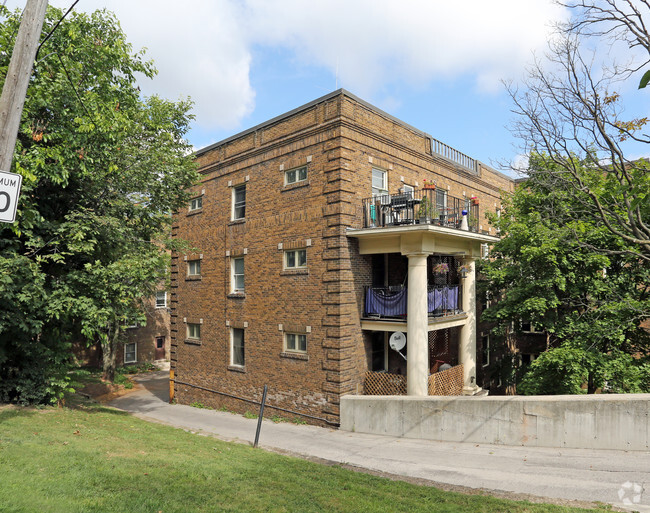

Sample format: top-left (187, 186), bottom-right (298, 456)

top-left (389, 332), bottom-right (406, 351)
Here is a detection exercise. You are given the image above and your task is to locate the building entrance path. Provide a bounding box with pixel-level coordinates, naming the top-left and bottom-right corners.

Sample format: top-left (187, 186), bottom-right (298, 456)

top-left (108, 371), bottom-right (650, 512)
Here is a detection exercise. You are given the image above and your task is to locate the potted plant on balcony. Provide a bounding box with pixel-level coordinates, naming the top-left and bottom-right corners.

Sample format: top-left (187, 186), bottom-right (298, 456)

top-left (470, 195), bottom-right (479, 205)
top-left (417, 196), bottom-right (438, 224)
top-left (423, 179), bottom-right (435, 190)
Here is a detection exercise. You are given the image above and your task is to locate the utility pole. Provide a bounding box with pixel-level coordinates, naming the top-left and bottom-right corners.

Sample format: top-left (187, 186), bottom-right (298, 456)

top-left (0, 0), bottom-right (49, 172)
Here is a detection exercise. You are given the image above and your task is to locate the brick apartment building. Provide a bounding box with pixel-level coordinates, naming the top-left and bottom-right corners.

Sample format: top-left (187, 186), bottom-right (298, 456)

top-left (171, 89), bottom-right (515, 426)
top-left (73, 292), bottom-right (170, 368)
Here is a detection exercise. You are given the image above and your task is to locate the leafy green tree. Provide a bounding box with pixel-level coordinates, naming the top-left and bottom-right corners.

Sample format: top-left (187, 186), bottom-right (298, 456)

top-left (509, 1), bottom-right (650, 262)
top-left (0, 6), bottom-right (198, 400)
top-left (480, 155), bottom-right (650, 395)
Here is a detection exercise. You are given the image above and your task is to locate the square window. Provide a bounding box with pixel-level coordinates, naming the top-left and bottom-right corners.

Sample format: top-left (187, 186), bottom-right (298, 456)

top-left (403, 184), bottom-right (414, 196)
top-left (125, 342), bottom-right (137, 364)
top-left (285, 165), bottom-right (307, 185)
top-left (233, 184), bottom-right (246, 220)
top-left (232, 257), bottom-right (244, 292)
top-left (231, 328), bottom-right (245, 366)
top-left (371, 168), bottom-right (387, 197)
top-left (187, 323), bottom-right (201, 340)
top-left (188, 260), bottom-right (201, 276)
top-left (285, 333), bottom-right (307, 353)
top-left (284, 249), bottom-right (306, 269)
top-left (189, 196), bottom-right (203, 211)
top-left (155, 291), bottom-right (167, 308)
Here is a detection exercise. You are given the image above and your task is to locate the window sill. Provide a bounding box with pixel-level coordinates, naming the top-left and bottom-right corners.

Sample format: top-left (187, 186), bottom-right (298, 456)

top-left (280, 352), bottom-right (308, 361)
top-left (186, 275), bottom-right (202, 281)
top-left (280, 269), bottom-right (309, 276)
top-left (187, 208), bottom-right (203, 216)
top-left (227, 292), bottom-right (246, 299)
top-left (281, 181), bottom-right (310, 192)
top-left (184, 339), bottom-right (201, 346)
top-left (229, 218), bottom-right (246, 226)
top-left (228, 365), bottom-right (246, 373)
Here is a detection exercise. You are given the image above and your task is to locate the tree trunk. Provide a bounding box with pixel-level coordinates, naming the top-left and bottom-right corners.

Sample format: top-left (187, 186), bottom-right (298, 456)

top-left (101, 320), bottom-right (120, 382)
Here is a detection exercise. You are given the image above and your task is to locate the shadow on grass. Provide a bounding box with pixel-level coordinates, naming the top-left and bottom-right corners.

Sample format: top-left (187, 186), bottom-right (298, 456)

top-left (0, 406), bottom-right (37, 423)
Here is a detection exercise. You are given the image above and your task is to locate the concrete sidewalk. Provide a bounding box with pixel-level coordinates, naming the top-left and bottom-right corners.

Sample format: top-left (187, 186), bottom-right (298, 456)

top-left (109, 372), bottom-right (650, 512)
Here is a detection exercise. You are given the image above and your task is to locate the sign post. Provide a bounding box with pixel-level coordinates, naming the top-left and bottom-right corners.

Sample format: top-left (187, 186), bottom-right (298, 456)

top-left (0, 170), bottom-right (23, 223)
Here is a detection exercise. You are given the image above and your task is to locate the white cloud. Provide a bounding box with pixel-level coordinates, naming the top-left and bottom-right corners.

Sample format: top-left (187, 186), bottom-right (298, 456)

top-left (7, 0), bottom-right (569, 134)
top-left (242, 0), bottom-right (569, 94)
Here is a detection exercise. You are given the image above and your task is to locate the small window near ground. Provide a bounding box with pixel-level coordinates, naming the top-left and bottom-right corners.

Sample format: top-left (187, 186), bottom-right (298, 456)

top-left (189, 196), bottom-right (202, 211)
top-left (231, 328), bottom-right (245, 367)
top-left (285, 333), bottom-right (307, 353)
top-left (187, 323), bottom-right (201, 340)
top-left (233, 184), bottom-right (246, 220)
top-left (285, 166), bottom-right (307, 185)
top-left (155, 291), bottom-right (167, 308)
top-left (124, 342), bottom-right (137, 364)
top-left (187, 260), bottom-right (201, 277)
top-left (284, 249), bottom-right (306, 269)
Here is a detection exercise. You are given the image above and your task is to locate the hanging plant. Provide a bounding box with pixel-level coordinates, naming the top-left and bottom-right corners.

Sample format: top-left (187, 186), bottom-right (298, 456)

top-left (433, 262), bottom-right (449, 274)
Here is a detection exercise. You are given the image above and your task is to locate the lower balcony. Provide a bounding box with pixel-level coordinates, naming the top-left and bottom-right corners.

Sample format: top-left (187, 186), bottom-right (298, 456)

top-left (364, 285), bottom-right (462, 319)
top-left (363, 364), bottom-right (464, 396)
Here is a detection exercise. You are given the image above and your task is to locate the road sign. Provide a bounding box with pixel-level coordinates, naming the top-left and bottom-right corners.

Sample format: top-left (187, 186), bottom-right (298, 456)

top-left (0, 169), bottom-right (23, 223)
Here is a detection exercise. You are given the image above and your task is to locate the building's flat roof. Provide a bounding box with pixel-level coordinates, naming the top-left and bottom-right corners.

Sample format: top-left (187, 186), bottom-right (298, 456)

top-left (193, 88), bottom-right (514, 183)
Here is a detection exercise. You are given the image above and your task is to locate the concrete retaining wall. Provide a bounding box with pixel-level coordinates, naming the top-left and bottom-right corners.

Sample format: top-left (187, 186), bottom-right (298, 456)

top-left (340, 394), bottom-right (650, 451)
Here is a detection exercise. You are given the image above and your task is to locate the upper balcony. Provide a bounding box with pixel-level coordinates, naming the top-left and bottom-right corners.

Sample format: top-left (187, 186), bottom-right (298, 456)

top-left (350, 187), bottom-right (499, 259)
top-left (362, 188), bottom-right (479, 232)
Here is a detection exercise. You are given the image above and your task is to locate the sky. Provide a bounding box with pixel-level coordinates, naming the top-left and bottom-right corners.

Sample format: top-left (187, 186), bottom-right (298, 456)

top-left (3, 0), bottom-right (649, 175)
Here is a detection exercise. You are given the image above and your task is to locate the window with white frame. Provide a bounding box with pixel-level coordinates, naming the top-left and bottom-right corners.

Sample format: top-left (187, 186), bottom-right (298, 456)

top-left (285, 333), bottom-right (307, 353)
top-left (187, 259), bottom-right (201, 277)
top-left (187, 323), bottom-right (201, 340)
top-left (124, 342), bottom-right (137, 364)
top-left (371, 168), bottom-right (387, 197)
top-left (284, 249), bottom-right (306, 269)
top-left (232, 257), bottom-right (244, 292)
top-left (402, 184), bottom-right (414, 196)
top-left (436, 189), bottom-right (448, 211)
top-left (521, 320), bottom-right (541, 333)
top-left (231, 328), bottom-right (245, 367)
top-left (285, 165), bottom-right (307, 185)
top-left (155, 291), bottom-right (167, 308)
top-left (189, 196), bottom-right (203, 211)
top-left (232, 184), bottom-right (246, 220)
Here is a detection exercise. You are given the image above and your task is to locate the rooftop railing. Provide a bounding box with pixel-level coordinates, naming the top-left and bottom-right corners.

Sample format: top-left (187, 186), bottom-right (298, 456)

top-left (362, 188), bottom-right (479, 231)
top-left (431, 137), bottom-right (478, 174)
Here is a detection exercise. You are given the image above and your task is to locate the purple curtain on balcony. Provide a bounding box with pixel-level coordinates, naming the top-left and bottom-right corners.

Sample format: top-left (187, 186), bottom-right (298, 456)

top-left (428, 285), bottom-right (459, 312)
top-left (366, 288), bottom-right (407, 316)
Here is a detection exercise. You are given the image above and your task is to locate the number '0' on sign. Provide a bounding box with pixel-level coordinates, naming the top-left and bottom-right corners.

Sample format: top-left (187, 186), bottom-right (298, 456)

top-left (0, 170), bottom-right (23, 223)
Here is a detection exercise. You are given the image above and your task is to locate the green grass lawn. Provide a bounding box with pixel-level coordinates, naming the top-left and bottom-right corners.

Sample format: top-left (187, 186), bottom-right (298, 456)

top-left (0, 404), bottom-right (611, 513)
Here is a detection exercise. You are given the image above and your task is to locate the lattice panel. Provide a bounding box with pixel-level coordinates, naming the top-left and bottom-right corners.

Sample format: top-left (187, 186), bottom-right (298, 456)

top-left (428, 364), bottom-right (464, 396)
top-left (364, 371), bottom-right (407, 396)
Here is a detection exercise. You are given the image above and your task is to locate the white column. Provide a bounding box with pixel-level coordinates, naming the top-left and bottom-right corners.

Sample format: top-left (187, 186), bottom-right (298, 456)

top-left (459, 256), bottom-right (479, 394)
top-left (406, 253), bottom-right (429, 396)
